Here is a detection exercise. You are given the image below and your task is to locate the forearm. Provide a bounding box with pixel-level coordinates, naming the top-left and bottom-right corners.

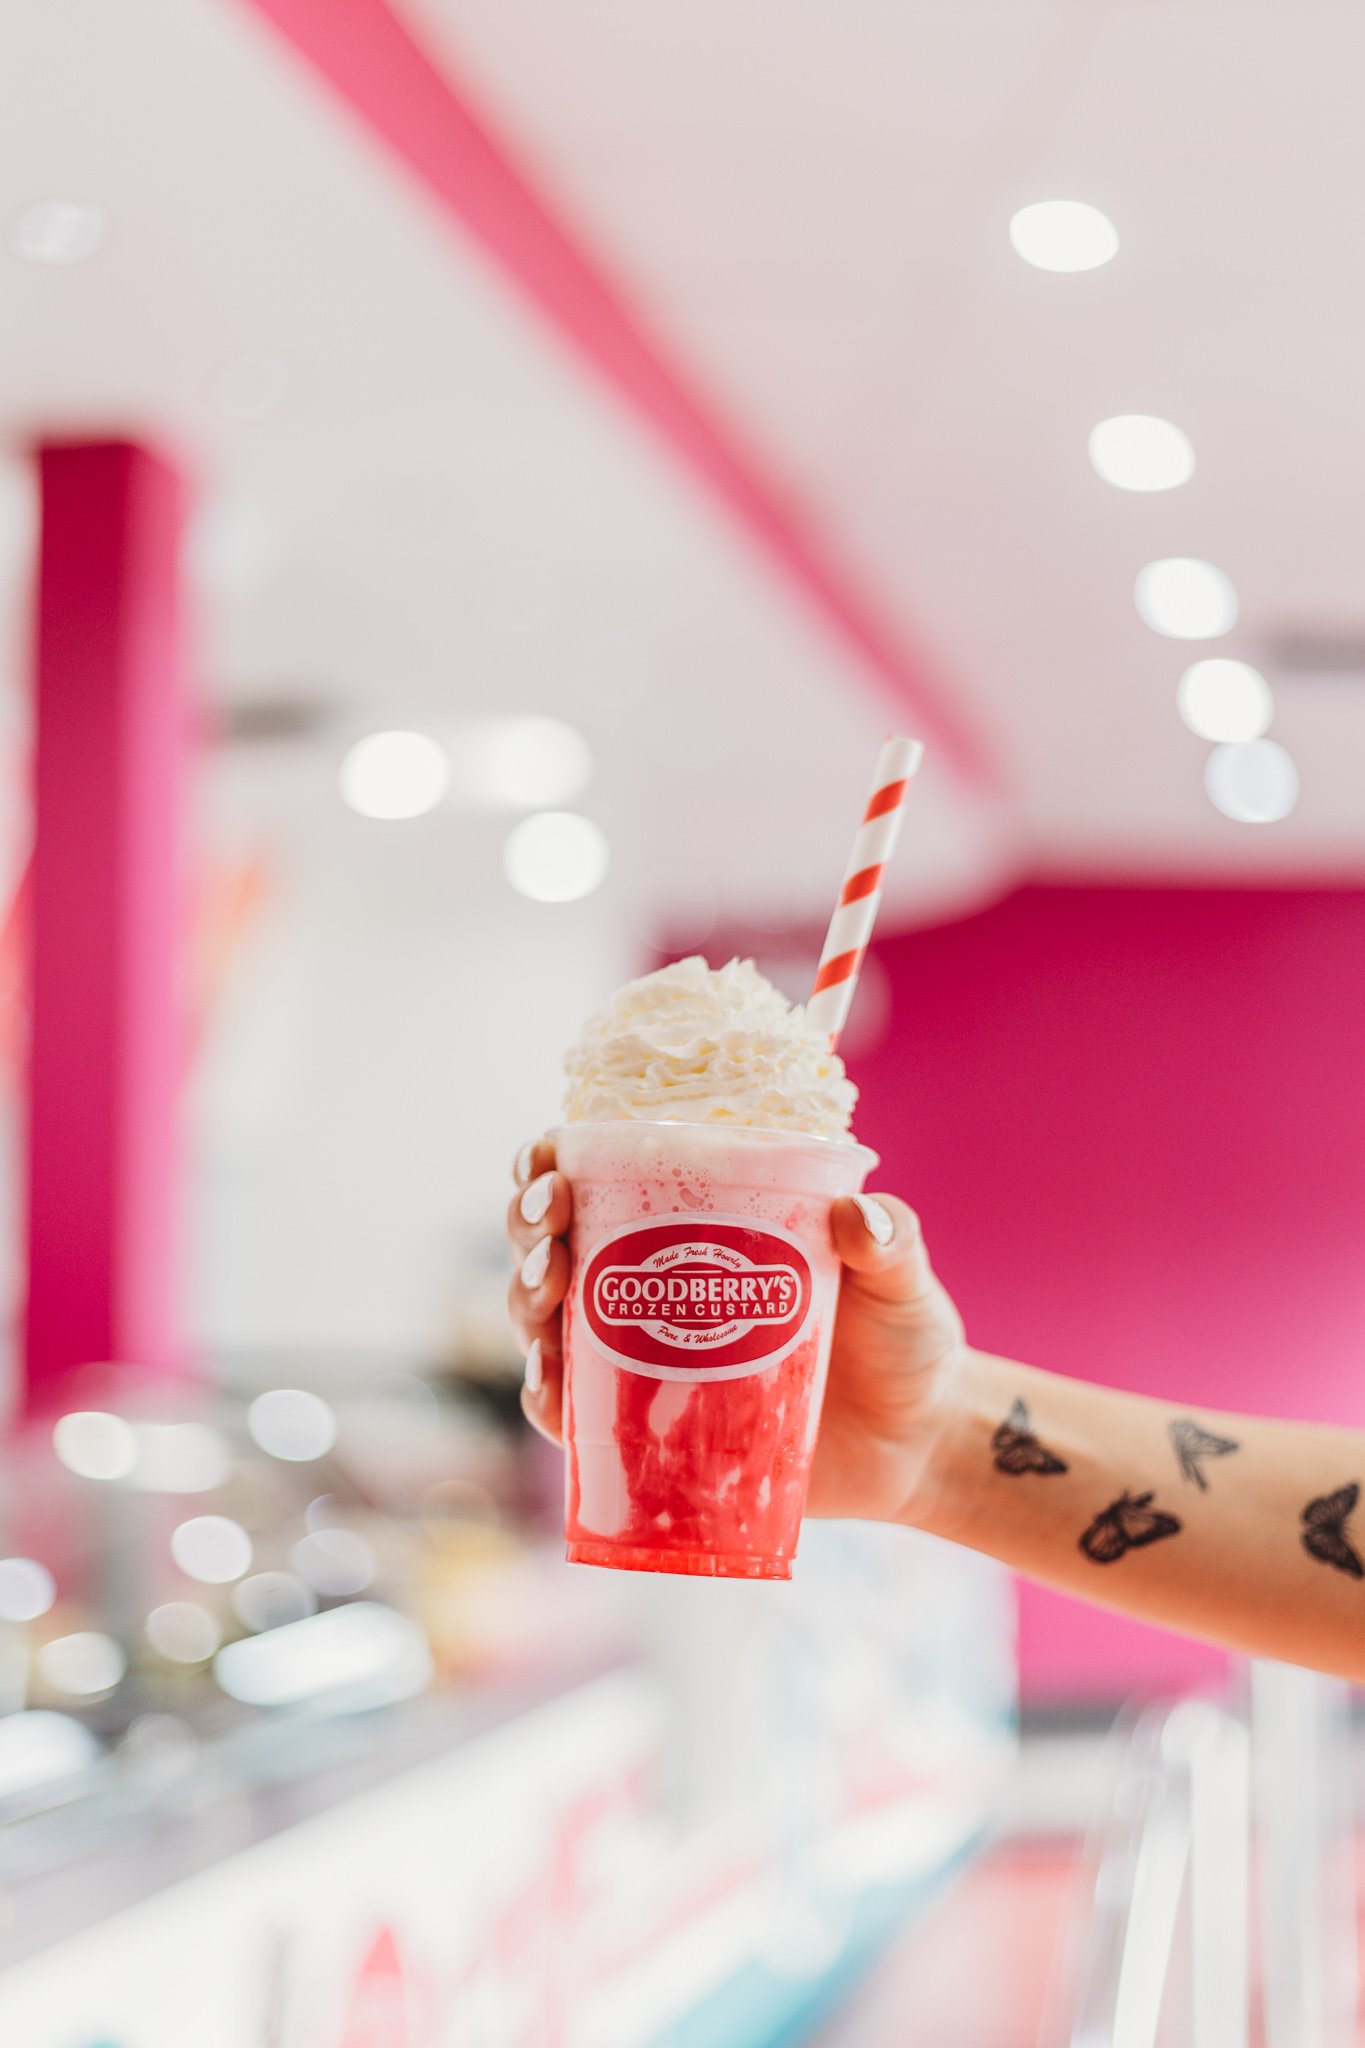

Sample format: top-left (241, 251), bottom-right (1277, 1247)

top-left (908, 1349), bottom-right (1365, 1683)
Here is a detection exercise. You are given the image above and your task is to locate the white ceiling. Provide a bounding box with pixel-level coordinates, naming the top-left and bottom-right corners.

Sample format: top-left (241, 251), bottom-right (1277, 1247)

top-left (2, 0), bottom-right (1364, 938)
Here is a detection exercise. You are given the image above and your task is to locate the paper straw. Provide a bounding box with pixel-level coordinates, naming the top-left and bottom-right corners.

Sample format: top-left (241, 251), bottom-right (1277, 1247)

top-left (806, 735), bottom-right (924, 1046)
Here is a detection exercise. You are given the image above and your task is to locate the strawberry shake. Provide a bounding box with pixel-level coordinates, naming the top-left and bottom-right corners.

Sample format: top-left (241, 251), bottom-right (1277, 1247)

top-left (554, 958), bottom-right (876, 1581)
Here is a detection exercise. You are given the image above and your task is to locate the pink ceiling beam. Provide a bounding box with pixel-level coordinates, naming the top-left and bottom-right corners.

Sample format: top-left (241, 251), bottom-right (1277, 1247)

top-left (237, 0), bottom-right (996, 791)
top-left (25, 443), bottom-right (188, 1415)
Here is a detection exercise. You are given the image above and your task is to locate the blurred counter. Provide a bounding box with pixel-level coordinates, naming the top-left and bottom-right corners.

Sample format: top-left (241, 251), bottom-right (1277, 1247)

top-left (0, 1371), bottom-right (1016, 2047)
top-left (0, 1525), bottom-right (1015, 2048)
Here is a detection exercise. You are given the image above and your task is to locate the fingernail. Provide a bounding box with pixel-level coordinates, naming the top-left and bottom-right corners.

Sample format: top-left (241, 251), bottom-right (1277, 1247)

top-left (514, 1141), bottom-right (536, 1186)
top-left (853, 1193), bottom-right (895, 1247)
top-left (524, 1339), bottom-right (543, 1396)
top-left (520, 1236), bottom-right (552, 1290)
top-left (519, 1172), bottom-right (555, 1227)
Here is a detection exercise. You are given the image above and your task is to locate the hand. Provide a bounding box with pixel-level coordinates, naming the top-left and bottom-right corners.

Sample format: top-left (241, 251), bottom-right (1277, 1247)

top-left (507, 1138), bottom-right (966, 1529)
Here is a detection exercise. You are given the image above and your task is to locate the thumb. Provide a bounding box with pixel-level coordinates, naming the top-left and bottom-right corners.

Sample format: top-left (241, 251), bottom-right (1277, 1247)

top-left (831, 1193), bottom-right (942, 1310)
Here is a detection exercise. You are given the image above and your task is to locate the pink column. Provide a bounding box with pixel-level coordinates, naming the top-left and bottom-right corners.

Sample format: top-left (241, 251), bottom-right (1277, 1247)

top-left (24, 442), bottom-right (188, 1417)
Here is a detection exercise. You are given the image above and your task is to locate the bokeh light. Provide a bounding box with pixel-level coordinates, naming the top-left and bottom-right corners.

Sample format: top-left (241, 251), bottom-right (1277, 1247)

top-left (1008, 200), bottom-right (1118, 273)
top-left (232, 1571), bottom-right (316, 1634)
top-left (1177, 659), bottom-right (1274, 744)
top-left (452, 716), bottom-right (592, 810)
top-left (1088, 415), bottom-right (1194, 493)
top-left (340, 730), bottom-right (450, 821)
top-left (214, 1603), bottom-right (431, 1708)
top-left (1135, 559), bottom-right (1239, 640)
top-left (247, 1389), bottom-right (337, 1463)
top-left (129, 1422), bottom-right (230, 1494)
top-left (502, 811), bottom-right (609, 903)
top-left (11, 198), bottom-right (106, 265)
top-left (1205, 739), bottom-right (1300, 823)
top-left (171, 1515), bottom-right (253, 1585)
top-left (184, 494), bottom-right (282, 595)
top-left (38, 1632), bottom-right (126, 1696)
top-left (0, 1557), bottom-right (56, 1622)
top-left (0, 1712), bottom-right (99, 1798)
top-left (53, 1411), bottom-right (137, 1482)
top-left (145, 1602), bottom-right (222, 1664)
top-left (291, 1528), bottom-right (375, 1596)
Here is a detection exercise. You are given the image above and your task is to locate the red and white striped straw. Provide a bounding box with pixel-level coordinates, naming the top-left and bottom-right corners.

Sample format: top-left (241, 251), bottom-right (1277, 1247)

top-left (806, 735), bottom-right (924, 1046)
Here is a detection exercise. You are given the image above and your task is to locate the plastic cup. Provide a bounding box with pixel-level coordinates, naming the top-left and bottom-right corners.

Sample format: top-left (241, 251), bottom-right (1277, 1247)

top-left (552, 1121), bottom-right (878, 1581)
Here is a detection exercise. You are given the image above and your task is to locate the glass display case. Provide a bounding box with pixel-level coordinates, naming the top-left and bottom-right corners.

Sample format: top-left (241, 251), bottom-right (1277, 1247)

top-left (0, 1373), bottom-right (1015, 2047)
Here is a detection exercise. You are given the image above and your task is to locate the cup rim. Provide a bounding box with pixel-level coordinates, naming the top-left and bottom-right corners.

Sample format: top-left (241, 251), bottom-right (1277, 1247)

top-left (548, 1118), bottom-right (878, 1166)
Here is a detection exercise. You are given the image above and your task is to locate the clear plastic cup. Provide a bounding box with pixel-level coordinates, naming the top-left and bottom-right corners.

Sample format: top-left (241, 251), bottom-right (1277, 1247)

top-left (553, 1121), bottom-right (877, 1581)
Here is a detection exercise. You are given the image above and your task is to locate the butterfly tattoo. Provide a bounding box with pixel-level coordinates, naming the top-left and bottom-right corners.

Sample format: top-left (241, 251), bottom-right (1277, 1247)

top-left (1079, 1490), bottom-right (1182, 1565)
top-left (991, 1399), bottom-right (1068, 1477)
top-left (1300, 1483), bottom-right (1364, 1579)
top-left (1169, 1417), bottom-right (1240, 1491)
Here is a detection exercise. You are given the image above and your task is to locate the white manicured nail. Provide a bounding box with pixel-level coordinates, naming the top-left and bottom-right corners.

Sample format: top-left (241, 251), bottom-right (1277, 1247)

top-left (853, 1193), bottom-right (895, 1247)
top-left (520, 1172), bottom-right (555, 1226)
top-left (524, 1339), bottom-right (543, 1396)
top-left (514, 1141), bottom-right (536, 1186)
top-left (520, 1236), bottom-right (552, 1290)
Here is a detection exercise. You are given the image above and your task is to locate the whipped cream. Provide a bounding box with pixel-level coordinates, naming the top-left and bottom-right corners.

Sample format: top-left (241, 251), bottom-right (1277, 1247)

top-left (563, 956), bottom-right (857, 1140)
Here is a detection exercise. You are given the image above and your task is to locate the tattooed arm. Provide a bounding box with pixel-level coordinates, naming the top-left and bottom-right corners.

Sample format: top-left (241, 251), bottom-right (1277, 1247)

top-left (913, 1350), bottom-right (1365, 1681)
top-left (510, 1146), bottom-right (1365, 1684)
top-left (817, 1194), bottom-right (1365, 1685)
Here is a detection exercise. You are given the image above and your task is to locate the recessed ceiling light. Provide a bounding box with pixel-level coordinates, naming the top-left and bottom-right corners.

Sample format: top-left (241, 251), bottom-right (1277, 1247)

top-left (503, 812), bottom-right (609, 903)
top-left (452, 717), bottom-right (592, 810)
top-left (1009, 201), bottom-right (1118, 273)
top-left (1205, 739), bottom-right (1299, 823)
top-left (215, 350), bottom-right (290, 421)
top-left (340, 731), bottom-right (450, 821)
top-left (11, 199), bottom-right (107, 266)
top-left (1089, 415), bottom-right (1194, 493)
top-left (1177, 660), bottom-right (1273, 743)
top-left (1135, 558), bottom-right (1238, 640)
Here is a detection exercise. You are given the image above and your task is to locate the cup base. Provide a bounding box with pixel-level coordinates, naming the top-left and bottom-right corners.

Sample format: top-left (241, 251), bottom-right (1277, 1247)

top-left (566, 1538), bottom-right (792, 1582)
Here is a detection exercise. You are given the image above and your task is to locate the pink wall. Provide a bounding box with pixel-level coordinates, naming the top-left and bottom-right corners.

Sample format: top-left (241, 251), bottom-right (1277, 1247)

top-left (847, 885), bottom-right (1365, 1700)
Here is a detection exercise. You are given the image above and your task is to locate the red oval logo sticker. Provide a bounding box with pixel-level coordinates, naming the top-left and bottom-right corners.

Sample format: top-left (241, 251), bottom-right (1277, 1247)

top-left (579, 1215), bottom-right (815, 1381)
